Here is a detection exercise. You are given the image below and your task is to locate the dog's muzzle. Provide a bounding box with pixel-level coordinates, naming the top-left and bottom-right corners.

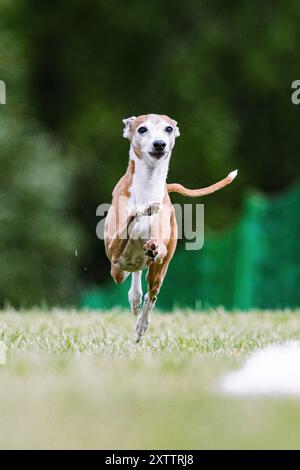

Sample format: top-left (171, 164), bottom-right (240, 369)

top-left (149, 151), bottom-right (166, 159)
top-left (149, 140), bottom-right (167, 159)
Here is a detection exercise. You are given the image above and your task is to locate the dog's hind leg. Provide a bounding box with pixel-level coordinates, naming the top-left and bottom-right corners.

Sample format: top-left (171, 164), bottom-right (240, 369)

top-left (135, 258), bottom-right (169, 342)
top-left (135, 293), bottom-right (155, 341)
top-left (128, 271), bottom-right (143, 316)
top-left (135, 208), bottom-right (177, 342)
top-left (111, 264), bottom-right (129, 285)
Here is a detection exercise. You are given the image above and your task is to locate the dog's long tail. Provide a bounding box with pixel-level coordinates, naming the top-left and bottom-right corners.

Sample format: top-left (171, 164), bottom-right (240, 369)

top-left (167, 169), bottom-right (238, 197)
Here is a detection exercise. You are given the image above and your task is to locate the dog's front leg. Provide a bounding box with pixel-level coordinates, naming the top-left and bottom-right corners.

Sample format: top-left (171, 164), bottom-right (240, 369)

top-left (108, 214), bottom-right (135, 265)
top-left (128, 271), bottom-right (143, 316)
top-left (143, 200), bottom-right (171, 264)
top-left (108, 202), bottom-right (161, 265)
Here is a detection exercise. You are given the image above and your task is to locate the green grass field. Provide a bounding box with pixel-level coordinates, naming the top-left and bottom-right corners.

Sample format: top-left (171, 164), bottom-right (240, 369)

top-left (1, 309), bottom-right (300, 449)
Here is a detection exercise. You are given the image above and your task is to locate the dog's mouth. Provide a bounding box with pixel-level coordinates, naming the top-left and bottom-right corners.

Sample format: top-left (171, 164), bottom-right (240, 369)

top-left (149, 151), bottom-right (166, 159)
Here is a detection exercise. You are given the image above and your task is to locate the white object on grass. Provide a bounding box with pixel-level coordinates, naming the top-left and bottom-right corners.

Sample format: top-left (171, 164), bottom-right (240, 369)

top-left (220, 342), bottom-right (300, 396)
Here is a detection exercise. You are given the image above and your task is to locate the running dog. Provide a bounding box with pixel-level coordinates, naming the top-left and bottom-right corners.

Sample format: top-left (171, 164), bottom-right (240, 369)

top-left (104, 114), bottom-right (237, 341)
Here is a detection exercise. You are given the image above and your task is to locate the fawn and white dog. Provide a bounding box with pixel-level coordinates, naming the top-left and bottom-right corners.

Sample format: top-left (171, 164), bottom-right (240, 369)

top-left (104, 114), bottom-right (237, 341)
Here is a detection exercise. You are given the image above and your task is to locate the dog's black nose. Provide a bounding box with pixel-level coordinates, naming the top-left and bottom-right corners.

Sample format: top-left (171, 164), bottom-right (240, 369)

top-left (153, 140), bottom-right (166, 152)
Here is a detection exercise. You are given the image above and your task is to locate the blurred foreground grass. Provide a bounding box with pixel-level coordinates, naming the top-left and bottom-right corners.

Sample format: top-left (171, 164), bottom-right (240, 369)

top-left (0, 309), bottom-right (300, 449)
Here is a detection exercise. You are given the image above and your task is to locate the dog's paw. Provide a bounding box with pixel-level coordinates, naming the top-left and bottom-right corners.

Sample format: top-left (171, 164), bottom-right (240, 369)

top-left (129, 293), bottom-right (142, 316)
top-left (135, 314), bottom-right (150, 342)
top-left (143, 238), bottom-right (163, 264)
top-left (136, 202), bottom-right (161, 217)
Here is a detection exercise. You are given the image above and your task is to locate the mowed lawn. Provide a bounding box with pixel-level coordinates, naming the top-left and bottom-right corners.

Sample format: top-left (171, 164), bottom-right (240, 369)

top-left (1, 309), bottom-right (300, 449)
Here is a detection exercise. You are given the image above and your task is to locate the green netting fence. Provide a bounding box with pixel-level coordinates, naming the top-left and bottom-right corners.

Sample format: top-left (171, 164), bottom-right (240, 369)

top-left (81, 184), bottom-right (300, 310)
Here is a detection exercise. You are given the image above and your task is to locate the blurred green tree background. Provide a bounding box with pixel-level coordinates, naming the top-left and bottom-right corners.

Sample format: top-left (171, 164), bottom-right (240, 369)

top-left (1, 0), bottom-right (300, 307)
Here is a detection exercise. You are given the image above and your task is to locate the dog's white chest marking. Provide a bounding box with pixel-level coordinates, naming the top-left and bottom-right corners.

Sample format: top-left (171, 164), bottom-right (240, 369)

top-left (128, 148), bottom-right (168, 207)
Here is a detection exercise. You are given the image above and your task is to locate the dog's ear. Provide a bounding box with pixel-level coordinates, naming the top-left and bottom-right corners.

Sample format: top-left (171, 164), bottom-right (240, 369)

top-left (122, 116), bottom-right (136, 139)
top-left (174, 121), bottom-right (180, 138)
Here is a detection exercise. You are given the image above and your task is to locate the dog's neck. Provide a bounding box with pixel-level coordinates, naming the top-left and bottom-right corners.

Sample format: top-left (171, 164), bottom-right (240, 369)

top-left (129, 146), bottom-right (170, 205)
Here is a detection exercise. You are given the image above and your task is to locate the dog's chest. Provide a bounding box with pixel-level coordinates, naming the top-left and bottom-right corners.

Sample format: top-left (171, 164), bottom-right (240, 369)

top-left (129, 160), bottom-right (166, 206)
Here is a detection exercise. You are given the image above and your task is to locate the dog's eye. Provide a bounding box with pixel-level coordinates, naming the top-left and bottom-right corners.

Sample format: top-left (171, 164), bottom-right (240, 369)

top-left (165, 126), bottom-right (173, 133)
top-left (138, 126), bottom-right (147, 134)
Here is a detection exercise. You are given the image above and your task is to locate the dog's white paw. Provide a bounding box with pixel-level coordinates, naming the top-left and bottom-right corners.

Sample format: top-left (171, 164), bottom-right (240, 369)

top-left (136, 202), bottom-right (161, 217)
top-left (143, 238), bottom-right (163, 264)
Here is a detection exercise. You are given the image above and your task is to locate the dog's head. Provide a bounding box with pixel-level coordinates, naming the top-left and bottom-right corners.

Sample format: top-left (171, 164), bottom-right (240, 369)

top-left (123, 114), bottom-right (180, 164)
